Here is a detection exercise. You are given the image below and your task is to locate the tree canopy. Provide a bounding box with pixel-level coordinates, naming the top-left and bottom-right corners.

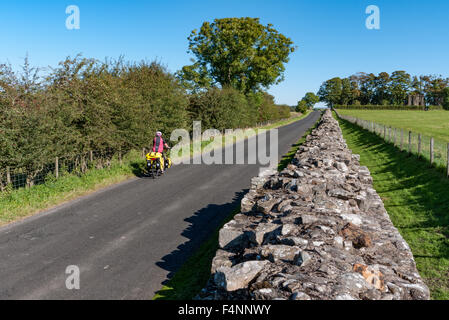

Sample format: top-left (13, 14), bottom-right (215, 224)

top-left (317, 71), bottom-right (449, 108)
top-left (296, 92), bottom-right (319, 113)
top-left (296, 100), bottom-right (308, 113)
top-left (302, 92), bottom-right (320, 109)
top-left (317, 77), bottom-right (343, 107)
top-left (178, 17), bottom-right (296, 93)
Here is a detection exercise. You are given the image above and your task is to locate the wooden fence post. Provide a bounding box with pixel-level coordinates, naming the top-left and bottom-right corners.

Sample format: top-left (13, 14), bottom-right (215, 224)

top-left (418, 134), bottom-right (422, 158)
top-left (447, 143), bottom-right (449, 178)
top-left (430, 138), bottom-right (434, 166)
top-left (119, 149), bottom-right (122, 165)
top-left (400, 129), bottom-right (404, 150)
top-left (6, 166), bottom-right (11, 185)
top-left (55, 157), bottom-right (59, 179)
top-left (90, 151), bottom-right (93, 163)
top-left (408, 131), bottom-right (412, 154)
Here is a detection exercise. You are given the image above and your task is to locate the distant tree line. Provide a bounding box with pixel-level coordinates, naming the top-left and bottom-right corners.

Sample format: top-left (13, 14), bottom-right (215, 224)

top-left (317, 71), bottom-right (449, 109)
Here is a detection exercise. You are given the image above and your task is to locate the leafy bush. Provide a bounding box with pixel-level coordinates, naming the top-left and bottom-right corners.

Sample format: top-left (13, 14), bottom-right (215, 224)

top-left (187, 88), bottom-right (290, 131)
top-left (278, 105), bottom-right (291, 119)
top-left (188, 87), bottom-right (250, 131)
top-left (296, 100), bottom-right (308, 114)
top-left (0, 56), bottom-right (189, 174)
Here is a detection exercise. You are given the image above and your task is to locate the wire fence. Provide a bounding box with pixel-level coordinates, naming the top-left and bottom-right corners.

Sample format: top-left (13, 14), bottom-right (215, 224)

top-left (0, 148), bottom-right (137, 193)
top-left (336, 111), bottom-right (449, 178)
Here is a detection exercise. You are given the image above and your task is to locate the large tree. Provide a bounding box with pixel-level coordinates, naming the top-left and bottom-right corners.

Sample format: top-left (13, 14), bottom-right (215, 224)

top-left (302, 92), bottom-right (320, 109)
top-left (443, 87), bottom-right (449, 110)
top-left (422, 75), bottom-right (449, 106)
top-left (318, 77), bottom-right (342, 107)
top-left (178, 17), bottom-right (296, 93)
top-left (390, 71), bottom-right (411, 105)
top-left (340, 78), bottom-right (353, 105)
top-left (296, 100), bottom-right (308, 113)
top-left (373, 72), bottom-right (391, 104)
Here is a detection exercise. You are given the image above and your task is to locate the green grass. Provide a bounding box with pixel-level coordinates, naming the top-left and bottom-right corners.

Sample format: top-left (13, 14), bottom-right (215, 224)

top-left (336, 115), bottom-right (449, 300)
top-left (258, 111), bottom-right (312, 131)
top-left (337, 109), bottom-right (449, 174)
top-left (337, 109), bottom-right (449, 143)
top-left (153, 112), bottom-right (321, 300)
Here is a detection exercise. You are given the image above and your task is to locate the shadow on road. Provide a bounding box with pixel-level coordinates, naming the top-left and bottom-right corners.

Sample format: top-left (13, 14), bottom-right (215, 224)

top-left (154, 189), bottom-right (247, 300)
top-left (130, 161), bottom-right (147, 178)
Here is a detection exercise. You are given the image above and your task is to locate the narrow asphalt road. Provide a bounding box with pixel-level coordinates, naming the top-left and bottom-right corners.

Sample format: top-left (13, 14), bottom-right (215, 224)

top-left (0, 111), bottom-right (321, 300)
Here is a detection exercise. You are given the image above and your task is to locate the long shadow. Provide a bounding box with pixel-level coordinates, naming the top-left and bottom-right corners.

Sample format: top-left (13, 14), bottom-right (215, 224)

top-left (339, 118), bottom-right (449, 260)
top-left (130, 161), bottom-right (148, 178)
top-left (154, 189), bottom-right (247, 300)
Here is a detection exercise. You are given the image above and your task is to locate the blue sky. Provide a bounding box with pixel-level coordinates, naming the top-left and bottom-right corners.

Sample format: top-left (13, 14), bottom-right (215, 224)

top-left (1, 0), bottom-right (448, 105)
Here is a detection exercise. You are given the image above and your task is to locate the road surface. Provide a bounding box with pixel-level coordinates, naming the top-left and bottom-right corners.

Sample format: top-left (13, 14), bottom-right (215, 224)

top-left (0, 111), bottom-right (321, 300)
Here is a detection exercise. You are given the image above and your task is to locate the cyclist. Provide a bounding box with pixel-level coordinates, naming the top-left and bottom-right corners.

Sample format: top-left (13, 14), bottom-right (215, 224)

top-left (152, 131), bottom-right (170, 173)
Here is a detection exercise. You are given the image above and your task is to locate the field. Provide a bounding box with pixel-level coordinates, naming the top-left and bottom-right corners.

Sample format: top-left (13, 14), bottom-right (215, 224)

top-left (337, 115), bottom-right (449, 300)
top-left (337, 110), bottom-right (449, 143)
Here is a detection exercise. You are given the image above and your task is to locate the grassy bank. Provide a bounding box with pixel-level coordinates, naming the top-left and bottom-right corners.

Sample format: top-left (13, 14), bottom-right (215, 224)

top-left (0, 112), bottom-right (312, 227)
top-left (336, 115), bottom-right (449, 300)
top-left (153, 111), bottom-right (321, 300)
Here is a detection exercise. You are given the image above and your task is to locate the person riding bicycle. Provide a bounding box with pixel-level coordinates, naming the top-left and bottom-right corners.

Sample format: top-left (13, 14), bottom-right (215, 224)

top-left (152, 131), bottom-right (170, 173)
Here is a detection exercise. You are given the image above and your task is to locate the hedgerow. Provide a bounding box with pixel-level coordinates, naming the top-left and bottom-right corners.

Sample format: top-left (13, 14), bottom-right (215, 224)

top-left (0, 56), bottom-right (291, 187)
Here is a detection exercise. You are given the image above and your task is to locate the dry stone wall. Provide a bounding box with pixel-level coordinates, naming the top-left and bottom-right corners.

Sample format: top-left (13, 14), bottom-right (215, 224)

top-left (198, 110), bottom-right (430, 300)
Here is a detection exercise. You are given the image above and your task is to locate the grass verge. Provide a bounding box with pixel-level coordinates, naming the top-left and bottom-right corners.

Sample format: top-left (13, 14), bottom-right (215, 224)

top-left (153, 112), bottom-right (321, 300)
top-left (336, 115), bottom-right (449, 300)
top-left (0, 150), bottom-right (145, 226)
